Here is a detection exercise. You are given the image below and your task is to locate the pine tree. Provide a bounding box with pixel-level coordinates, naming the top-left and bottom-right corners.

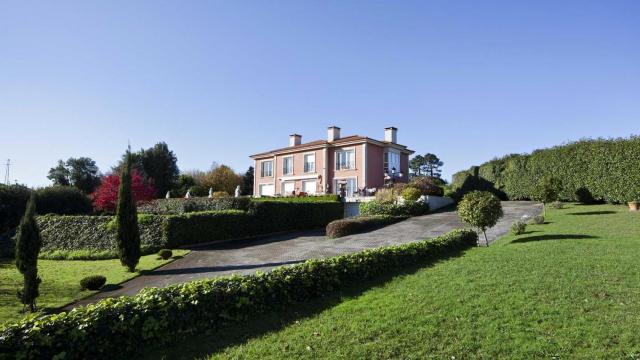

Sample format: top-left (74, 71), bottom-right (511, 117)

top-left (15, 193), bottom-right (42, 312)
top-left (117, 148), bottom-right (141, 272)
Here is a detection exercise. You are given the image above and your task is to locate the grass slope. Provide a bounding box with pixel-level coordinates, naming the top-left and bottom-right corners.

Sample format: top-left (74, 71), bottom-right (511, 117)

top-left (0, 250), bottom-right (188, 325)
top-left (154, 204), bottom-right (640, 359)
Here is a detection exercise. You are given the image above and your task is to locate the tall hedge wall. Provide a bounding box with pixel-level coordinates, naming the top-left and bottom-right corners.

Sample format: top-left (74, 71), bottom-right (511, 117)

top-left (0, 229), bottom-right (477, 359)
top-left (451, 137), bottom-right (640, 203)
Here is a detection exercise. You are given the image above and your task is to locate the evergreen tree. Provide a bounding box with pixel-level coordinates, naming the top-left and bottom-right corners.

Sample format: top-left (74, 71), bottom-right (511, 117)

top-left (15, 193), bottom-right (42, 312)
top-left (242, 166), bottom-right (254, 195)
top-left (117, 148), bottom-right (141, 272)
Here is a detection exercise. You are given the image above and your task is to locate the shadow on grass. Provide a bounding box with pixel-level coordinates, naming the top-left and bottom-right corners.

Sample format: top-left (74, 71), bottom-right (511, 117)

top-left (100, 284), bottom-right (123, 291)
top-left (567, 211), bottom-right (616, 216)
top-left (139, 247), bottom-right (471, 360)
top-left (511, 234), bottom-right (598, 243)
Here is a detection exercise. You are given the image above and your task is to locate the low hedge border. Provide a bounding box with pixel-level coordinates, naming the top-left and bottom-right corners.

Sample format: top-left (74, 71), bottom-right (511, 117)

top-left (137, 197), bottom-right (251, 215)
top-left (326, 215), bottom-right (408, 238)
top-left (0, 229), bottom-right (478, 359)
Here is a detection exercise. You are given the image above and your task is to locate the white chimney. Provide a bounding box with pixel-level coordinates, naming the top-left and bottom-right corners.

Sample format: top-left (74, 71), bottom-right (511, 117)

top-left (289, 134), bottom-right (302, 146)
top-left (328, 126), bottom-right (341, 142)
top-left (384, 127), bottom-right (397, 143)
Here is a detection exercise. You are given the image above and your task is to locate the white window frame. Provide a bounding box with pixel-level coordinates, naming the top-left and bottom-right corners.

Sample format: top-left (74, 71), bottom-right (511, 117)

top-left (383, 150), bottom-right (400, 174)
top-left (261, 160), bottom-right (273, 178)
top-left (335, 148), bottom-right (355, 171)
top-left (282, 156), bottom-right (294, 175)
top-left (303, 152), bottom-right (316, 173)
top-left (333, 177), bottom-right (358, 197)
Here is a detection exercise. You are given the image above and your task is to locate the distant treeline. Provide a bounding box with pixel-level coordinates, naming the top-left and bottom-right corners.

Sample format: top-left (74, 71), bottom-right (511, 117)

top-left (451, 136), bottom-right (640, 204)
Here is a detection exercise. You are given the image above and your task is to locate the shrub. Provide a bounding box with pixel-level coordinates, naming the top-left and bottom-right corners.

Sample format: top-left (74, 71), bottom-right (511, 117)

top-left (510, 220), bottom-right (527, 235)
top-left (247, 201), bottom-right (344, 235)
top-left (411, 177), bottom-right (444, 196)
top-left (457, 191), bottom-right (504, 246)
top-left (360, 200), bottom-right (429, 217)
top-left (402, 186), bottom-right (422, 202)
top-left (326, 215), bottom-right (407, 238)
top-left (405, 201), bottom-right (430, 216)
top-left (116, 151), bottom-right (141, 272)
top-left (0, 229), bottom-right (478, 359)
top-left (551, 201), bottom-right (564, 209)
top-left (374, 188), bottom-right (398, 204)
top-left (188, 185), bottom-right (208, 197)
top-left (531, 215), bottom-right (545, 225)
top-left (158, 249), bottom-right (173, 260)
top-left (79, 275), bottom-right (107, 291)
top-left (138, 197), bottom-right (251, 214)
top-left (36, 186), bottom-right (93, 216)
top-left (211, 191), bottom-right (229, 198)
top-left (15, 194), bottom-right (42, 312)
top-left (92, 170), bottom-right (156, 213)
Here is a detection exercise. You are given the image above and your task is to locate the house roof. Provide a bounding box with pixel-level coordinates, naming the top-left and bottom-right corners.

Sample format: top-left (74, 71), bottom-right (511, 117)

top-left (250, 135), bottom-right (414, 159)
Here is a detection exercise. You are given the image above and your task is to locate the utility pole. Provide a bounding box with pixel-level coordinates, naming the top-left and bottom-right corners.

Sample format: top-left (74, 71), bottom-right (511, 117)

top-left (3, 159), bottom-right (10, 185)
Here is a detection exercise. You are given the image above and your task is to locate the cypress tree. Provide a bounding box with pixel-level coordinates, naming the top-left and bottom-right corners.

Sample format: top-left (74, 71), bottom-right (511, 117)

top-left (117, 148), bottom-right (141, 272)
top-left (15, 193), bottom-right (42, 312)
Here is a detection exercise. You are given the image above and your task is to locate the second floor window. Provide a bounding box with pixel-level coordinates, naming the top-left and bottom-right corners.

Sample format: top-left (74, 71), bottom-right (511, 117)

top-left (283, 156), bottom-right (294, 175)
top-left (304, 153), bottom-right (315, 173)
top-left (261, 160), bottom-right (273, 177)
top-left (384, 151), bottom-right (400, 174)
top-left (335, 149), bottom-right (355, 170)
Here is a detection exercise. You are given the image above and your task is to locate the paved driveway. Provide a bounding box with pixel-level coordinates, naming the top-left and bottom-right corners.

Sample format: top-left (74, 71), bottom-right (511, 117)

top-left (67, 201), bottom-right (541, 309)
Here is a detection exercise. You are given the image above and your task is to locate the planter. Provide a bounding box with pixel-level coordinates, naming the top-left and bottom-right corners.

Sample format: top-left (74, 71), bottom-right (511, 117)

top-left (628, 202), bottom-right (639, 211)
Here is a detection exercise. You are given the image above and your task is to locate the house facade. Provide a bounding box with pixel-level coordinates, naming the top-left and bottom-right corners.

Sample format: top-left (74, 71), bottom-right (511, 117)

top-left (250, 126), bottom-right (414, 197)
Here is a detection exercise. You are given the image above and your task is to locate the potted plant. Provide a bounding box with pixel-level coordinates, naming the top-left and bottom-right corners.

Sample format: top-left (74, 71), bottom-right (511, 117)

top-left (629, 201), bottom-right (639, 211)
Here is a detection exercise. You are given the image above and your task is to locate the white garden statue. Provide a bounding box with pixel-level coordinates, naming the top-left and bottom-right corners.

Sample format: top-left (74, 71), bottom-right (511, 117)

top-left (185, 190), bottom-right (191, 199)
top-left (165, 191), bottom-right (170, 199)
top-left (208, 188), bottom-right (213, 198)
top-left (235, 185), bottom-right (241, 198)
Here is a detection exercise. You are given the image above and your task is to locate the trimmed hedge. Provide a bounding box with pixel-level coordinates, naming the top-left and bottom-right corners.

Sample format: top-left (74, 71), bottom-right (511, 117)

top-left (0, 229), bottom-right (478, 359)
top-left (451, 137), bottom-right (640, 203)
top-left (138, 197), bottom-right (251, 215)
top-left (248, 201), bottom-right (344, 233)
top-left (360, 200), bottom-right (429, 217)
top-left (326, 215), bottom-right (408, 238)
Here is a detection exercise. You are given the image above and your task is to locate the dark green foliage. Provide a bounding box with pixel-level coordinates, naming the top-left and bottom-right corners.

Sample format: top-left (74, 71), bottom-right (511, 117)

top-left (360, 200), bottom-right (429, 217)
top-left (451, 137), bottom-right (640, 203)
top-left (409, 153), bottom-right (443, 178)
top-left (164, 210), bottom-right (253, 247)
top-left (35, 186), bottom-right (93, 216)
top-left (116, 150), bottom-right (141, 272)
top-left (0, 229), bottom-right (477, 359)
top-left (80, 275), bottom-right (106, 291)
top-left (175, 174), bottom-right (196, 197)
top-left (116, 142), bottom-right (179, 198)
top-left (247, 201), bottom-right (344, 234)
top-left (157, 249), bottom-right (173, 260)
top-left (138, 197), bottom-right (251, 214)
top-left (14, 194), bottom-right (42, 312)
top-left (457, 191), bottom-right (504, 246)
top-left (47, 157), bottom-right (101, 193)
top-left (0, 184), bottom-right (31, 235)
top-left (326, 215), bottom-right (407, 238)
top-left (242, 166), bottom-right (254, 195)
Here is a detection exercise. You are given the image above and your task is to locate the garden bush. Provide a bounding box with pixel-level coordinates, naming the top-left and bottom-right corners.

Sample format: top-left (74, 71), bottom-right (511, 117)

top-left (0, 229), bottom-right (477, 359)
top-left (531, 215), bottom-right (545, 225)
top-left (158, 249), bottom-right (173, 260)
top-left (80, 275), bottom-right (107, 291)
top-left (326, 215), bottom-right (407, 238)
top-left (411, 177), bottom-right (444, 196)
top-left (402, 186), bottom-right (422, 202)
top-left (511, 220), bottom-right (527, 235)
top-left (451, 137), bottom-right (640, 203)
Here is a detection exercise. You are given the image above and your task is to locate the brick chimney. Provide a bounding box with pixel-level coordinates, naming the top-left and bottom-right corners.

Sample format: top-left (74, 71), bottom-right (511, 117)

top-left (328, 126), bottom-right (341, 142)
top-left (384, 127), bottom-right (397, 143)
top-left (289, 134), bottom-right (302, 146)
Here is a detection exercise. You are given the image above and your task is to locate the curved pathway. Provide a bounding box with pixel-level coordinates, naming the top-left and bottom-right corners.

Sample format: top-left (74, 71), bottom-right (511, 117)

top-left (67, 201), bottom-right (541, 309)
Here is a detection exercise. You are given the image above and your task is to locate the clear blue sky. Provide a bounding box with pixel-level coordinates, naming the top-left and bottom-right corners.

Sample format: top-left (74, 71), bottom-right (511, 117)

top-left (1, 0), bottom-right (638, 187)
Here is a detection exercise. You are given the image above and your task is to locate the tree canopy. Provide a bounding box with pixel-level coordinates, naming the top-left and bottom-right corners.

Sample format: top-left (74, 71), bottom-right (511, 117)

top-left (47, 157), bottom-right (101, 193)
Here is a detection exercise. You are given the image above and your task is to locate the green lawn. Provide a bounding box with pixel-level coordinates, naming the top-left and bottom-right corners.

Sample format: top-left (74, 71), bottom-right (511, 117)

top-left (0, 250), bottom-right (188, 325)
top-left (150, 204), bottom-right (640, 359)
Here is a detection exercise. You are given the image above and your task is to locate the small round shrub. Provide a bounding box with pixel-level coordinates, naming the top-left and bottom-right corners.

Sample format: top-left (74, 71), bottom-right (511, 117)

top-left (511, 220), bottom-right (527, 235)
top-left (551, 201), bottom-right (564, 209)
top-left (411, 177), bottom-right (444, 196)
top-left (402, 187), bottom-right (422, 202)
top-left (375, 188), bottom-right (397, 204)
top-left (531, 215), bottom-right (545, 224)
top-left (158, 249), bottom-right (173, 260)
top-left (457, 191), bottom-right (504, 246)
top-left (80, 275), bottom-right (106, 291)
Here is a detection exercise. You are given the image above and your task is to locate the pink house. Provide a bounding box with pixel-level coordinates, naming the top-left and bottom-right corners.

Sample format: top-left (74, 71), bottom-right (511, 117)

top-left (250, 126), bottom-right (414, 197)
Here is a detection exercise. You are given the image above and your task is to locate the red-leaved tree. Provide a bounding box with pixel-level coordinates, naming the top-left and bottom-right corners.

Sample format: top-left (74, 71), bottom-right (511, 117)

top-left (92, 170), bottom-right (156, 213)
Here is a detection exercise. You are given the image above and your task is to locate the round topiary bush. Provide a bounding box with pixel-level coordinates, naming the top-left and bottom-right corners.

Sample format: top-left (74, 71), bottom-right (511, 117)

top-left (531, 215), bottom-right (545, 224)
top-left (402, 186), bottom-right (422, 202)
top-left (80, 275), bottom-right (107, 291)
top-left (511, 220), bottom-right (527, 235)
top-left (158, 249), bottom-right (173, 260)
top-left (457, 191), bottom-right (503, 246)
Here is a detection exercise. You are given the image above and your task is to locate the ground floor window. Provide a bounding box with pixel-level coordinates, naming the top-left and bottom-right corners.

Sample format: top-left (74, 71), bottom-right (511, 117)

top-left (302, 180), bottom-right (317, 194)
top-left (334, 178), bottom-right (357, 197)
top-left (259, 184), bottom-right (274, 196)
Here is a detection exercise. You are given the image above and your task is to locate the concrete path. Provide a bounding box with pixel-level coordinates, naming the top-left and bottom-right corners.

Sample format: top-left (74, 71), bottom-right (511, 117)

top-left (67, 201), bottom-right (541, 309)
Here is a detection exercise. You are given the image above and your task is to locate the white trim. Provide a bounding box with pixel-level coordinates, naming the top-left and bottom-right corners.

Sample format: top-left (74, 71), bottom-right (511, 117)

top-left (279, 174), bottom-right (320, 181)
top-left (282, 155), bottom-right (294, 176)
top-left (362, 143), bottom-right (368, 188)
